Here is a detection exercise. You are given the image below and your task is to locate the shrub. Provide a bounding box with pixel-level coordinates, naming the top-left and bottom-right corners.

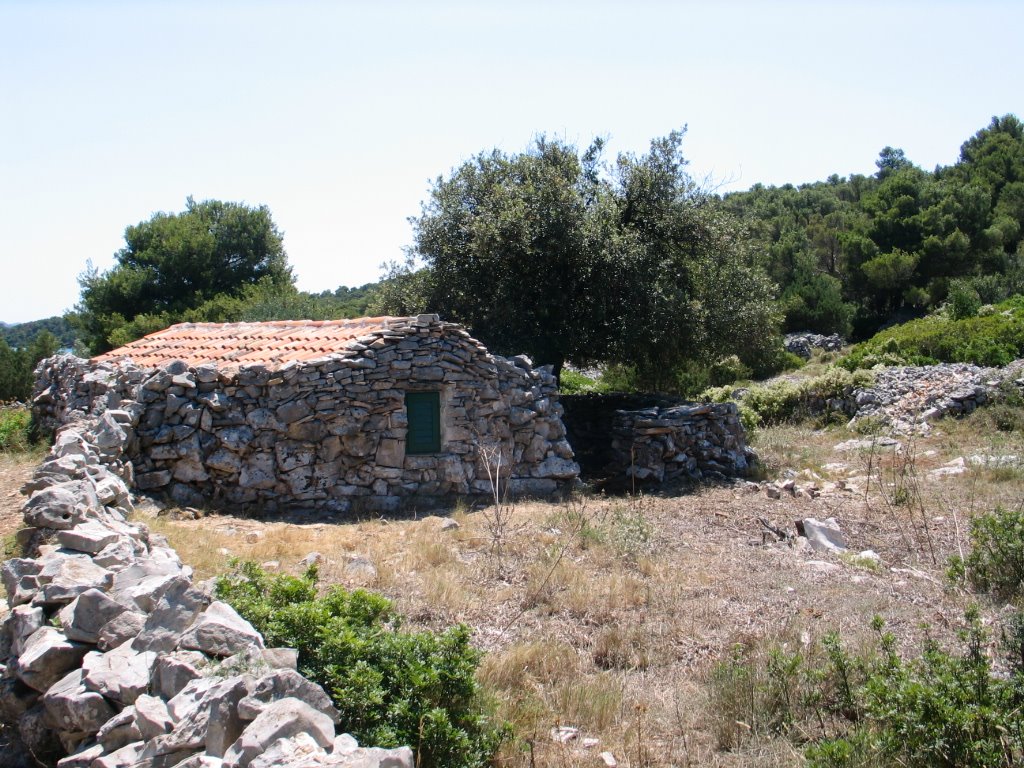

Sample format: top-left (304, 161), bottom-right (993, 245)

top-left (709, 612), bottom-right (1024, 767)
top-left (950, 505), bottom-right (1024, 601)
top-left (840, 295), bottom-right (1024, 370)
top-left (559, 368), bottom-right (600, 394)
top-left (709, 355), bottom-right (752, 387)
top-left (700, 367), bottom-right (872, 428)
top-left (807, 610), bottom-right (1024, 768)
top-left (0, 405), bottom-right (33, 453)
top-left (216, 561), bottom-right (506, 768)
top-left (947, 278), bottom-right (982, 320)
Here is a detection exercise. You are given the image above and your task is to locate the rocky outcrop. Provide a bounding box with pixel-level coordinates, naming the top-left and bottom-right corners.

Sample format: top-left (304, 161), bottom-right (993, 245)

top-left (847, 360), bottom-right (1024, 433)
top-left (33, 316), bottom-right (578, 513)
top-left (784, 332), bottom-right (845, 359)
top-left (0, 415), bottom-right (413, 767)
top-left (561, 394), bottom-right (753, 489)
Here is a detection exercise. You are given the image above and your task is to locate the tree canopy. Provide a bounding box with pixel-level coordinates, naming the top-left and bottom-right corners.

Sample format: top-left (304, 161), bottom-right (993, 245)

top-left (375, 131), bottom-right (784, 390)
top-left (75, 197), bottom-right (293, 353)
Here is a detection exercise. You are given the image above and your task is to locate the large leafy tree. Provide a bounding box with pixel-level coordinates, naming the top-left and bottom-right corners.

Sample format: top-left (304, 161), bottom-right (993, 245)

top-left (380, 131), bottom-right (783, 388)
top-left (76, 197), bottom-right (292, 353)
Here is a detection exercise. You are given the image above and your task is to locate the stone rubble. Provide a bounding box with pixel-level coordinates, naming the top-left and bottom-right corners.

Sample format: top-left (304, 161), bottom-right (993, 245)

top-left (846, 359), bottom-right (1024, 433)
top-left (783, 332), bottom-right (845, 359)
top-left (33, 316), bottom-right (579, 515)
top-left (561, 394), bottom-right (755, 489)
top-left (0, 410), bottom-right (413, 767)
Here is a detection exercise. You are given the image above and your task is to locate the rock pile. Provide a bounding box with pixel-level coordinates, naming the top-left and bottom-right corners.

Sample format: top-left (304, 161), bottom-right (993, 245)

top-left (34, 316), bottom-right (578, 514)
top-left (611, 403), bottom-right (753, 485)
top-left (784, 332), bottom-right (845, 359)
top-left (561, 395), bottom-right (753, 488)
top-left (0, 416), bottom-right (412, 767)
top-left (848, 360), bottom-right (1024, 432)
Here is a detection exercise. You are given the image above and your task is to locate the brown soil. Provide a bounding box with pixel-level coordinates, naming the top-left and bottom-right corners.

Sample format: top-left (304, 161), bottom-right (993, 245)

top-left (0, 454), bottom-right (35, 543)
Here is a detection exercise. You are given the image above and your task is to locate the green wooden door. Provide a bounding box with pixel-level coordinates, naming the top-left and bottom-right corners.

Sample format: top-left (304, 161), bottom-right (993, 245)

top-left (406, 391), bottom-right (440, 454)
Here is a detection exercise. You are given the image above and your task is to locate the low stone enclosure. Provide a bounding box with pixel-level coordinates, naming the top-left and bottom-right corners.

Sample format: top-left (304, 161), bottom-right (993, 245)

top-left (560, 394), bottom-right (754, 490)
top-left (0, 407), bottom-right (414, 767)
top-left (34, 315), bottom-right (580, 514)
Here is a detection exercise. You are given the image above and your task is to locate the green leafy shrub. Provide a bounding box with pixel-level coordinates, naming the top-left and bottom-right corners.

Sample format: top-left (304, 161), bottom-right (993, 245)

top-left (558, 368), bottom-right (601, 394)
top-left (947, 278), bottom-right (982, 320)
top-left (710, 611), bottom-right (1024, 767)
top-left (807, 610), bottom-right (1024, 768)
top-left (216, 561), bottom-right (506, 768)
top-left (709, 355), bottom-right (752, 387)
top-left (0, 405), bottom-right (33, 453)
top-left (701, 367), bottom-right (872, 427)
top-left (840, 296), bottom-right (1024, 370)
top-left (595, 364), bottom-right (641, 393)
top-left (950, 505), bottom-right (1024, 601)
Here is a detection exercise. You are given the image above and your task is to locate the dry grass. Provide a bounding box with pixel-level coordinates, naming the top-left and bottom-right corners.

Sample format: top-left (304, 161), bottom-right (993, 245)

top-left (132, 407), bottom-right (1024, 767)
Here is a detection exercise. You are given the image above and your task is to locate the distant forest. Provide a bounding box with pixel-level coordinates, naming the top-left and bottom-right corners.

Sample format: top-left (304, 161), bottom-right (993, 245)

top-left (0, 316), bottom-right (76, 350)
top-left (723, 115), bottom-right (1024, 339)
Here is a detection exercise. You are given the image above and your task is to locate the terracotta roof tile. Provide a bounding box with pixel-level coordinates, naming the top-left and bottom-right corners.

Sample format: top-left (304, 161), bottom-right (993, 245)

top-left (91, 317), bottom-right (405, 370)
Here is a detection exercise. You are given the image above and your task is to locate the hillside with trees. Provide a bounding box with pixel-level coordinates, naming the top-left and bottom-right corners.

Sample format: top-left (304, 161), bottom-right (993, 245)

top-left (723, 114), bottom-right (1024, 338)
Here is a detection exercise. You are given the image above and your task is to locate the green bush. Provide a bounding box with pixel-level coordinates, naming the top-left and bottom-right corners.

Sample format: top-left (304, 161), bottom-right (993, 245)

top-left (709, 355), bottom-right (752, 387)
top-left (709, 612), bottom-right (1024, 767)
top-left (0, 405), bottom-right (33, 452)
top-left (215, 562), bottom-right (506, 768)
top-left (558, 368), bottom-right (601, 394)
top-left (700, 367), bottom-right (872, 427)
top-left (949, 505), bottom-right (1024, 601)
top-left (840, 295), bottom-right (1024, 370)
top-left (807, 610), bottom-right (1024, 768)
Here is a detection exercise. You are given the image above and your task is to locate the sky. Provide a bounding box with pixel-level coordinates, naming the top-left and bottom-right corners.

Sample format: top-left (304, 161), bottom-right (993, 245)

top-left (1, 1), bottom-right (1022, 324)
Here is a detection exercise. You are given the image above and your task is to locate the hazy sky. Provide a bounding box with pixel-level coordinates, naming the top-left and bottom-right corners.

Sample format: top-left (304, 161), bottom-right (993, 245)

top-left (2, 1), bottom-right (1021, 323)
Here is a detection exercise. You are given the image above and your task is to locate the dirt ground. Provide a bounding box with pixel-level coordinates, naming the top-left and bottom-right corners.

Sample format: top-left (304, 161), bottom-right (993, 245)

top-left (0, 454), bottom-right (36, 544)
top-left (3, 410), bottom-right (1022, 767)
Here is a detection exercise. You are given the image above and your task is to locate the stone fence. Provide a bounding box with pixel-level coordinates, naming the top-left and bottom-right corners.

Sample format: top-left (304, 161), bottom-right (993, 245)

top-left (0, 412), bottom-right (412, 768)
top-left (560, 394), bottom-right (754, 490)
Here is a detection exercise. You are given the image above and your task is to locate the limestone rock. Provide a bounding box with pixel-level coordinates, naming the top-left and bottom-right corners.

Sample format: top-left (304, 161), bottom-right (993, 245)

top-left (23, 481), bottom-right (101, 530)
top-left (222, 697), bottom-right (335, 768)
top-left (36, 555), bottom-right (113, 606)
top-left (56, 742), bottom-right (104, 768)
top-left (152, 650), bottom-right (207, 700)
top-left (96, 706), bottom-right (142, 751)
top-left (59, 588), bottom-right (129, 643)
top-left (133, 576), bottom-right (210, 653)
top-left (237, 668), bottom-right (340, 723)
top-left (134, 693), bottom-right (173, 740)
top-left (151, 675), bottom-right (250, 758)
top-left (90, 739), bottom-right (145, 768)
top-left (41, 668), bottom-right (115, 734)
top-left (97, 609), bottom-right (146, 651)
top-left (55, 521), bottom-right (122, 554)
top-left (797, 517), bottom-right (848, 553)
top-left (178, 601), bottom-right (264, 658)
top-left (15, 627), bottom-right (90, 692)
top-left (81, 641), bottom-right (157, 705)
top-left (9, 604), bottom-right (45, 656)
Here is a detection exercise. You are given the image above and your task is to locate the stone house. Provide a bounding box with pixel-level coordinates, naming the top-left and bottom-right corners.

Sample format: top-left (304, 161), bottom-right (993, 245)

top-left (34, 315), bottom-right (579, 513)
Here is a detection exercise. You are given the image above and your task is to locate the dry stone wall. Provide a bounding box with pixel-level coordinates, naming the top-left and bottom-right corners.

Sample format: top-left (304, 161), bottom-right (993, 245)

top-left (0, 412), bottom-right (413, 767)
top-left (561, 394), bottom-right (754, 489)
top-left (34, 317), bottom-right (578, 513)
